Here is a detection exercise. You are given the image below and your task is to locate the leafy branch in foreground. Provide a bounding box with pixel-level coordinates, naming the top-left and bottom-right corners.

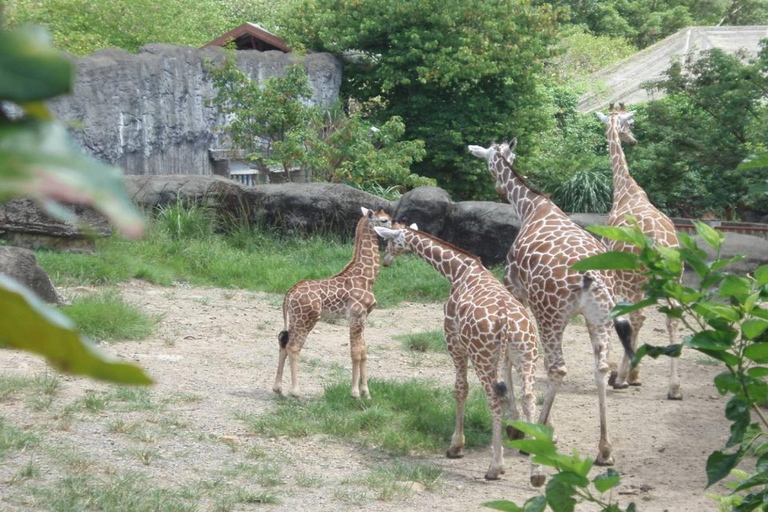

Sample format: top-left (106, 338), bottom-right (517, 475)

top-left (0, 24), bottom-right (150, 384)
top-left (573, 220), bottom-right (768, 510)
top-left (484, 422), bottom-right (635, 512)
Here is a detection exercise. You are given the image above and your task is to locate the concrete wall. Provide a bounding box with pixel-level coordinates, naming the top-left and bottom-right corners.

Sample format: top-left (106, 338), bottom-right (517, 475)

top-left (48, 44), bottom-right (342, 176)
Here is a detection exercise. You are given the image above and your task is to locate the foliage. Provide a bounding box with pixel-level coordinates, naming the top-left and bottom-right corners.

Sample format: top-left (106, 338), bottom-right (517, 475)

top-left (485, 422), bottom-right (635, 512)
top-left (207, 58), bottom-right (430, 193)
top-left (551, 168), bottom-right (612, 213)
top-left (539, 0), bottom-right (768, 49)
top-left (574, 220), bottom-right (768, 509)
top-left (278, 0), bottom-right (562, 200)
top-left (61, 290), bottom-right (160, 343)
top-left (0, 23), bottom-right (150, 384)
top-left (4, 0), bottom-right (290, 55)
top-left (547, 26), bottom-right (637, 83)
top-left (625, 44), bottom-right (768, 218)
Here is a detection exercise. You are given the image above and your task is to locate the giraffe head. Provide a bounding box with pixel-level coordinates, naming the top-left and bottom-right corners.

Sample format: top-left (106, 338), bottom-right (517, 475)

top-left (468, 139), bottom-right (517, 197)
top-left (596, 102), bottom-right (636, 146)
top-left (375, 222), bottom-right (418, 267)
top-left (361, 206), bottom-right (393, 229)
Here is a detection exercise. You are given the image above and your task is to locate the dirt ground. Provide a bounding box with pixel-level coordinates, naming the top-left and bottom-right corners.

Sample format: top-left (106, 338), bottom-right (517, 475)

top-left (0, 280), bottom-right (735, 511)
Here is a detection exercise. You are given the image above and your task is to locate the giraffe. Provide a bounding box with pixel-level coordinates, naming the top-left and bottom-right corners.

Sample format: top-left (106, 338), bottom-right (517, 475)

top-left (273, 207), bottom-right (392, 399)
top-left (597, 102), bottom-right (683, 400)
top-left (376, 223), bottom-right (545, 486)
top-left (469, 140), bottom-right (634, 466)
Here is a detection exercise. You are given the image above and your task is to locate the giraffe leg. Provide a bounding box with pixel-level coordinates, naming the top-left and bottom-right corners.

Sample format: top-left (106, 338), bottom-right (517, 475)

top-left (480, 375), bottom-right (506, 481)
top-left (536, 327), bottom-right (566, 440)
top-left (587, 320), bottom-right (614, 466)
top-left (667, 314), bottom-right (683, 400)
top-left (503, 358), bottom-right (523, 440)
top-left (285, 320), bottom-right (316, 397)
top-left (446, 347), bottom-right (468, 460)
top-left (348, 315), bottom-right (369, 399)
top-left (273, 343), bottom-right (288, 395)
top-left (516, 357), bottom-right (545, 487)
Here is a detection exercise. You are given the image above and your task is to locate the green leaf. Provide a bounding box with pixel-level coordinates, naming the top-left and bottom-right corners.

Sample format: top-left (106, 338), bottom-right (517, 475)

top-left (692, 301), bottom-right (741, 323)
top-left (744, 342), bottom-right (768, 363)
top-left (546, 476), bottom-right (577, 512)
top-left (483, 501), bottom-right (524, 512)
top-left (0, 119), bottom-right (145, 238)
top-left (686, 331), bottom-right (735, 351)
top-left (732, 471), bottom-right (768, 493)
top-left (711, 255), bottom-right (745, 272)
top-left (0, 26), bottom-right (73, 103)
top-left (754, 265), bottom-right (768, 286)
top-left (725, 396), bottom-right (750, 447)
top-left (747, 367), bottom-right (768, 378)
top-left (0, 276), bottom-right (151, 385)
top-left (719, 275), bottom-right (752, 301)
top-left (706, 450), bottom-right (742, 487)
top-left (696, 348), bottom-right (740, 366)
top-left (714, 372), bottom-right (741, 395)
top-left (738, 153), bottom-right (768, 170)
top-left (694, 221), bottom-right (724, 250)
top-left (571, 252), bottom-right (641, 272)
top-left (507, 421), bottom-right (554, 441)
top-left (612, 298), bottom-right (657, 318)
top-left (586, 225), bottom-right (648, 247)
top-left (593, 469), bottom-right (621, 493)
top-left (633, 344), bottom-right (682, 368)
top-left (509, 439), bottom-right (557, 457)
top-left (743, 318), bottom-right (768, 341)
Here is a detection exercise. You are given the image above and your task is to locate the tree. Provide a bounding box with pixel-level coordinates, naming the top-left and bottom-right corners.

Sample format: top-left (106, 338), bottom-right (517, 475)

top-left (278, 0), bottom-right (561, 200)
top-left (208, 58), bottom-right (430, 195)
top-left (626, 44), bottom-right (768, 218)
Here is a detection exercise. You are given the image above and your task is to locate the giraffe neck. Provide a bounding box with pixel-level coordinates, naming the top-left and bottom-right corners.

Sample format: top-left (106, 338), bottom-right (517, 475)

top-left (339, 216), bottom-right (381, 286)
top-left (403, 230), bottom-right (479, 283)
top-left (607, 117), bottom-right (638, 201)
top-left (494, 157), bottom-right (548, 222)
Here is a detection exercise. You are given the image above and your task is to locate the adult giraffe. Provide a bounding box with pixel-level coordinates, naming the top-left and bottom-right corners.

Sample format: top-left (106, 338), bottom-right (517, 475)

top-left (376, 222), bottom-right (544, 485)
top-left (469, 140), bottom-right (633, 466)
top-left (273, 207), bottom-right (392, 399)
top-left (596, 102), bottom-right (683, 400)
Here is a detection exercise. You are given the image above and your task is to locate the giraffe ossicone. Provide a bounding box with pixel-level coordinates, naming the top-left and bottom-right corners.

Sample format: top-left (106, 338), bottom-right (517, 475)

top-left (376, 223), bottom-right (546, 487)
top-left (273, 206), bottom-right (392, 399)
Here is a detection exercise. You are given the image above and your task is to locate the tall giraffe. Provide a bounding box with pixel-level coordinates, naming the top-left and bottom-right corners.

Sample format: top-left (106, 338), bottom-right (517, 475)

top-left (376, 223), bottom-right (544, 485)
top-left (469, 140), bottom-right (633, 466)
top-left (597, 103), bottom-right (683, 400)
top-left (273, 207), bottom-right (392, 399)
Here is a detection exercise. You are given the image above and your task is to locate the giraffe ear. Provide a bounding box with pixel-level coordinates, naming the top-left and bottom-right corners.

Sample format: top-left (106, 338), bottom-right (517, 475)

top-left (374, 226), bottom-right (397, 239)
top-left (595, 112), bottom-right (609, 124)
top-left (361, 206), bottom-right (371, 217)
top-left (468, 145), bottom-right (489, 159)
top-left (409, 223), bottom-right (418, 230)
top-left (509, 138), bottom-right (517, 152)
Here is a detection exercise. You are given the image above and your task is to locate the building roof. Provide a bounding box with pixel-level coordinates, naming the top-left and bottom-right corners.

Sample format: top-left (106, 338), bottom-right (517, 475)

top-left (578, 26), bottom-right (768, 112)
top-left (201, 22), bottom-right (290, 53)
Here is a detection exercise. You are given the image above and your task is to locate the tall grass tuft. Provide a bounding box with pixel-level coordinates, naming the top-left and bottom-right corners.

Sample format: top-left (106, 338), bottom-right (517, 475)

top-left (237, 379), bottom-right (491, 455)
top-left (61, 290), bottom-right (160, 342)
top-left (551, 168), bottom-right (612, 213)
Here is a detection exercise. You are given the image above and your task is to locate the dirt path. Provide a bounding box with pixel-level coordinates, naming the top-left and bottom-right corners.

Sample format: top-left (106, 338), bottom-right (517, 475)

top-left (0, 280), bottom-right (732, 511)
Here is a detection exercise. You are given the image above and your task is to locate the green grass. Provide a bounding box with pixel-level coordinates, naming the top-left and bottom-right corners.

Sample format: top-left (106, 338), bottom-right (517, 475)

top-left (60, 290), bottom-right (160, 342)
top-left (236, 379), bottom-right (492, 455)
top-left (0, 417), bottom-right (39, 458)
top-left (35, 206), bottom-right (454, 308)
top-left (396, 330), bottom-right (446, 353)
top-left (357, 462), bottom-right (443, 501)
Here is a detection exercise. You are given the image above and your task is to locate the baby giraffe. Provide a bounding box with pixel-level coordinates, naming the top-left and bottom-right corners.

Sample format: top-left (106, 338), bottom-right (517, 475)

top-left (377, 223), bottom-right (545, 486)
top-left (273, 207), bottom-right (392, 399)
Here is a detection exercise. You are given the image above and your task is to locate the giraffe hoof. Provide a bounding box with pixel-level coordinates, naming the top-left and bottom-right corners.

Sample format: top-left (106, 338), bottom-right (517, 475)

top-left (667, 390), bottom-right (683, 400)
top-left (446, 448), bottom-right (464, 459)
top-left (272, 386), bottom-right (282, 395)
top-left (531, 474), bottom-right (546, 487)
top-left (628, 381), bottom-right (642, 387)
top-left (506, 425), bottom-right (525, 441)
top-left (612, 382), bottom-right (629, 390)
top-left (484, 470), bottom-right (502, 481)
top-left (608, 371), bottom-right (618, 387)
top-left (595, 455), bottom-right (614, 467)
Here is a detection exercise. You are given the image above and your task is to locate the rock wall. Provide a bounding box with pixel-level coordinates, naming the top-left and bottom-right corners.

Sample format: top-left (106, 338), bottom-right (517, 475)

top-left (48, 44), bottom-right (342, 176)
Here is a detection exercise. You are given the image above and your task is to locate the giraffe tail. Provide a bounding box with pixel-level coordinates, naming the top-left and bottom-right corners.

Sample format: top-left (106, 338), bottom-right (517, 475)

top-left (278, 331), bottom-right (289, 349)
top-left (613, 317), bottom-right (634, 360)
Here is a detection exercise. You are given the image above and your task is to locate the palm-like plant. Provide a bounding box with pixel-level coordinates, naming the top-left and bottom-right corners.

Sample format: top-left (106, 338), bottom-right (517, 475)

top-left (551, 169), bottom-right (612, 213)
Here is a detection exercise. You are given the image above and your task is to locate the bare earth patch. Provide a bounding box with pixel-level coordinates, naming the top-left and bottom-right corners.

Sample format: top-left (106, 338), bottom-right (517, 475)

top-left (0, 280), bottom-right (732, 511)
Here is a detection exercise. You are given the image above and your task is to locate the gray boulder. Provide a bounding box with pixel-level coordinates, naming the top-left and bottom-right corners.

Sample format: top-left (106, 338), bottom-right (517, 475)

top-left (0, 246), bottom-right (60, 304)
top-left (0, 199), bottom-right (111, 253)
top-left (392, 187), bottom-right (453, 234)
top-left (441, 201), bottom-right (521, 267)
